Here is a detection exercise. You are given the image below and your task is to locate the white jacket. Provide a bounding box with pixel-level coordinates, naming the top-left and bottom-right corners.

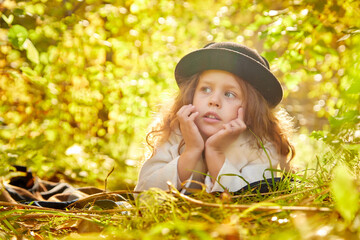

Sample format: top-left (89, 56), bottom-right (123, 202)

top-left (134, 130), bottom-right (284, 193)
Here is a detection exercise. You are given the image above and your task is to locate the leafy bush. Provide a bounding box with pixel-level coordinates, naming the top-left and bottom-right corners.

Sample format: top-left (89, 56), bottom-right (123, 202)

top-left (1, 0), bottom-right (359, 190)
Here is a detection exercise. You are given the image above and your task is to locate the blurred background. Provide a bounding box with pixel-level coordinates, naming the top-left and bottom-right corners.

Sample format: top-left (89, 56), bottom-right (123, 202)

top-left (0, 0), bottom-right (359, 190)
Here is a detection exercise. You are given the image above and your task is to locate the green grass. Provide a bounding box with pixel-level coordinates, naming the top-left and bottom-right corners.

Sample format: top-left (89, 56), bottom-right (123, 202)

top-left (1, 135), bottom-right (359, 239)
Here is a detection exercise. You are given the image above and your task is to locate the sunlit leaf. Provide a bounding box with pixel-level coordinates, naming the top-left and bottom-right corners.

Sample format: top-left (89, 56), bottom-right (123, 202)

top-left (330, 164), bottom-right (359, 223)
top-left (8, 25), bottom-right (28, 49)
top-left (1, 14), bottom-right (14, 25)
top-left (22, 39), bottom-right (40, 64)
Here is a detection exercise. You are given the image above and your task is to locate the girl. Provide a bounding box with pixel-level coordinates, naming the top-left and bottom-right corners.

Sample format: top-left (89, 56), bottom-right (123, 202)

top-left (135, 42), bottom-right (295, 193)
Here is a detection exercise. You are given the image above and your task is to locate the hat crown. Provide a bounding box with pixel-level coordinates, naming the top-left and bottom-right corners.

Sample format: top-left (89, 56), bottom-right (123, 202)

top-left (175, 42), bottom-right (282, 107)
top-left (204, 42), bottom-right (270, 70)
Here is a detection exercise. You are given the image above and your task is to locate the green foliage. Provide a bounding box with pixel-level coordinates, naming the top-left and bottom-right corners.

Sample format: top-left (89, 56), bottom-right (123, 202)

top-left (1, 0), bottom-right (359, 188)
top-left (8, 25), bottom-right (27, 49)
top-left (0, 0), bottom-right (360, 238)
top-left (330, 164), bottom-right (359, 224)
top-left (8, 24), bottom-right (39, 64)
top-left (0, 168), bottom-right (358, 240)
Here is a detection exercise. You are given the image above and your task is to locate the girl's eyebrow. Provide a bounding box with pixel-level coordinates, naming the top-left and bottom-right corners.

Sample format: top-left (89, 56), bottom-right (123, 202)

top-left (221, 83), bottom-right (242, 92)
top-left (198, 79), bottom-right (213, 85)
top-left (198, 79), bottom-right (241, 92)
top-left (225, 84), bottom-right (240, 90)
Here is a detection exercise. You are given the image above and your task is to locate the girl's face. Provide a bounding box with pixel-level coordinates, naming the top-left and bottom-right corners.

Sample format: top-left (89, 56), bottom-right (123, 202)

top-left (193, 70), bottom-right (244, 139)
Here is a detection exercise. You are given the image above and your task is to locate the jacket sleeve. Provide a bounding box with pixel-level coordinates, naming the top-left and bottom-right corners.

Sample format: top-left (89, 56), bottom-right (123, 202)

top-left (206, 142), bottom-right (282, 192)
top-left (134, 138), bottom-right (191, 191)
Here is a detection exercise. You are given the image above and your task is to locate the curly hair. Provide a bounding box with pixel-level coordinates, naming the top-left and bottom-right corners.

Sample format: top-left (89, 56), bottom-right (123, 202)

top-left (146, 72), bottom-right (295, 168)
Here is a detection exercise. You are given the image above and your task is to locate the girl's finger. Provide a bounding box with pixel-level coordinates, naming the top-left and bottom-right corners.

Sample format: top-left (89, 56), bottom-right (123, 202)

top-left (227, 119), bottom-right (245, 134)
top-left (223, 123), bottom-right (233, 133)
top-left (235, 119), bottom-right (247, 129)
top-left (188, 111), bottom-right (199, 121)
top-left (186, 105), bottom-right (197, 118)
top-left (177, 104), bottom-right (193, 119)
top-left (237, 107), bottom-right (245, 121)
top-left (176, 105), bottom-right (187, 117)
top-left (230, 119), bottom-right (240, 127)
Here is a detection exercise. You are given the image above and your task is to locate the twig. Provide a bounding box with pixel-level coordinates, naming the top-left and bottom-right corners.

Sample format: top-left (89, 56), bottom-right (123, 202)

top-left (2, 213), bottom-right (125, 221)
top-left (0, 201), bottom-right (139, 214)
top-left (104, 166), bottom-right (115, 192)
top-left (0, 201), bottom-right (61, 211)
top-left (0, 207), bottom-right (104, 223)
top-left (299, 188), bottom-right (330, 205)
top-left (66, 190), bottom-right (135, 208)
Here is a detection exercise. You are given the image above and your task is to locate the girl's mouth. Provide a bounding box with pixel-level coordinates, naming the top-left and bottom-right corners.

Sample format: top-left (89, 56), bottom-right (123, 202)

top-left (203, 112), bottom-right (221, 121)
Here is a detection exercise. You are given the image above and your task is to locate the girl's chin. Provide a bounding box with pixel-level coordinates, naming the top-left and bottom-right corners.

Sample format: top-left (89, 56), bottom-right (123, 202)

top-left (199, 128), bottom-right (221, 139)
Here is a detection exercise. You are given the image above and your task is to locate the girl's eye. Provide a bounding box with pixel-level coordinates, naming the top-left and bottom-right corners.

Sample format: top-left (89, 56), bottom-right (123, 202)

top-left (225, 91), bottom-right (236, 98)
top-left (201, 87), bottom-right (211, 93)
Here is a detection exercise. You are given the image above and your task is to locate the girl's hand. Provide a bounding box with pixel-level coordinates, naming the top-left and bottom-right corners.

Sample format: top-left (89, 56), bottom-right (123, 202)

top-left (204, 107), bottom-right (246, 183)
top-left (205, 107), bottom-right (246, 153)
top-left (177, 104), bottom-right (204, 153)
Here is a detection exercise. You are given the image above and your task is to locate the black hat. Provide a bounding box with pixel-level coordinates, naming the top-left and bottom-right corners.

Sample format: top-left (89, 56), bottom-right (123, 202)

top-left (174, 42), bottom-right (283, 107)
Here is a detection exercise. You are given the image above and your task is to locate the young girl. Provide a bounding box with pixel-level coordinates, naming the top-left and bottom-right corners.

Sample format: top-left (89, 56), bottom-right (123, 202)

top-left (135, 42), bottom-right (295, 193)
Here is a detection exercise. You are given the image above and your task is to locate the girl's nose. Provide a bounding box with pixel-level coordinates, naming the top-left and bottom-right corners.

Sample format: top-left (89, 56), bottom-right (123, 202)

top-left (208, 94), bottom-right (221, 108)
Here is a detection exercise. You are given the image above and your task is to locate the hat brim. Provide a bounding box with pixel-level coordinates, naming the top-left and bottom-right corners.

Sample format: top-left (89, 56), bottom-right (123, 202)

top-left (175, 48), bottom-right (283, 107)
